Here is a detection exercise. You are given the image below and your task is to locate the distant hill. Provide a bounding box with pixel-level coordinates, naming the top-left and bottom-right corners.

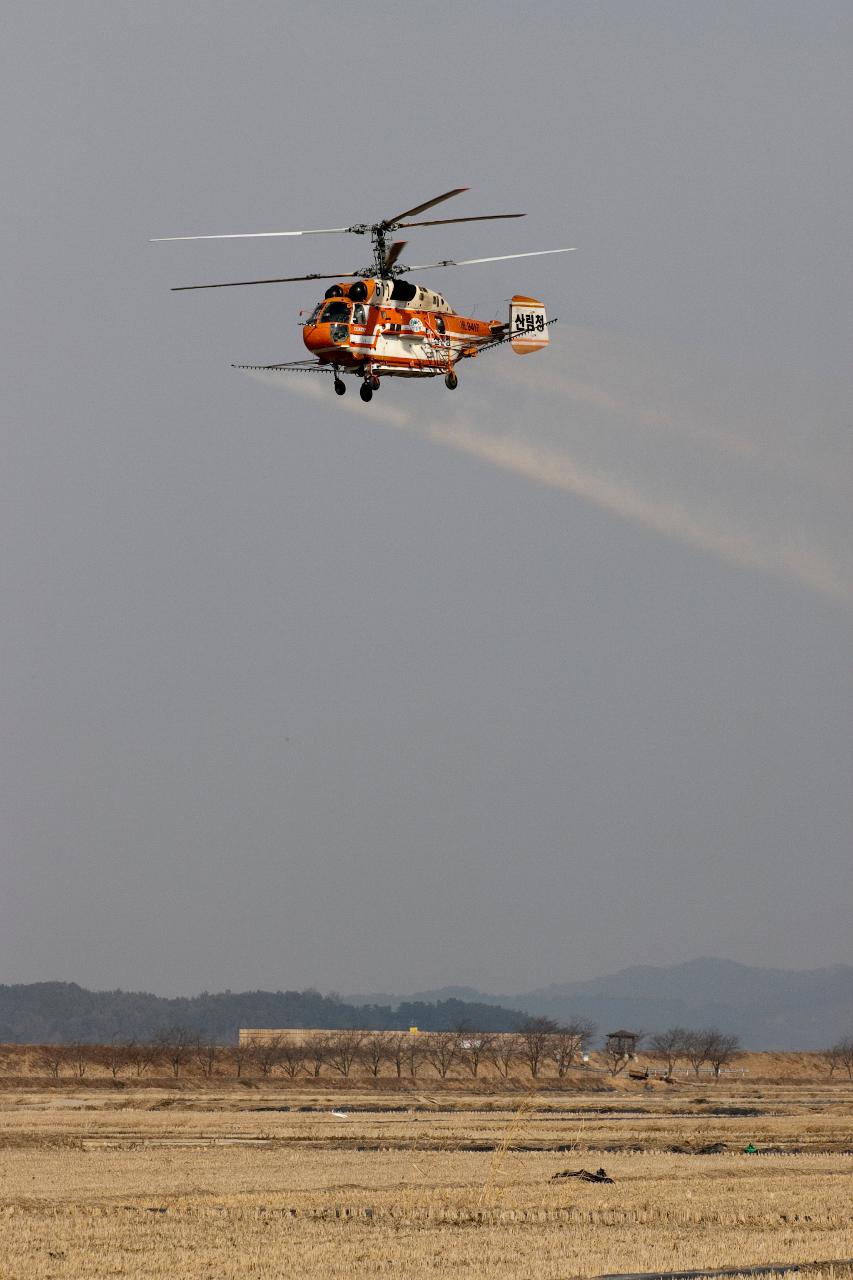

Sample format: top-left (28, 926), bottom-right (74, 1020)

top-left (2, 960), bottom-right (849, 1048)
top-left (0, 982), bottom-right (525, 1045)
top-left (348, 959), bottom-right (853, 1050)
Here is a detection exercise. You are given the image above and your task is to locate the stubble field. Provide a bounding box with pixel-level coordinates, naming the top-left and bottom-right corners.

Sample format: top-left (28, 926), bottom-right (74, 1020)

top-left (1, 1076), bottom-right (851, 1279)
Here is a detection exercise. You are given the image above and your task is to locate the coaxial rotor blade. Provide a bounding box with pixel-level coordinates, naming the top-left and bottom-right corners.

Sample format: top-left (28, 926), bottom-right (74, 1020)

top-left (169, 246), bottom-right (575, 288)
top-left (171, 270), bottom-right (362, 291)
top-left (397, 213), bottom-right (525, 229)
top-left (406, 247), bottom-right (576, 271)
top-left (383, 239), bottom-right (407, 272)
top-left (381, 187), bottom-right (469, 228)
top-left (151, 227), bottom-right (352, 242)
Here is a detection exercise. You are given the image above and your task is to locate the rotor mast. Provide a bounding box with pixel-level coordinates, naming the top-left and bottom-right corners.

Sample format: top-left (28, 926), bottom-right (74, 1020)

top-left (344, 222), bottom-right (394, 277)
top-left (347, 187), bottom-right (476, 279)
top-left (374, 224), bottom-right (393, 277)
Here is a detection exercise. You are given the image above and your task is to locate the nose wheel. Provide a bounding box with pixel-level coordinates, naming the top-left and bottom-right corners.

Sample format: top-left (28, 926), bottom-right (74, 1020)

top-left (444, 370), bottom-right (458, 390)
top-left (333, 377), bottom-right (346, 396)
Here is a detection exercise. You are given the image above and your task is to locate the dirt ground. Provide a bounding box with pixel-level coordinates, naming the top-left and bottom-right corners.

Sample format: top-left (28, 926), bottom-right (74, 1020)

top-left (0, 1072), bottom-right (851, 1278)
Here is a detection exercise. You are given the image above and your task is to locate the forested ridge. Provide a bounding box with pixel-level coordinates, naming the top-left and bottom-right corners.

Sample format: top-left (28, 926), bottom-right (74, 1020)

top-left (0, 982), bottom-right (525, 1044)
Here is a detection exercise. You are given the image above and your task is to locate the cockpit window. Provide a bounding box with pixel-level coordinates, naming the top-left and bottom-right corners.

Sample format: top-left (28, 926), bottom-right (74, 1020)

top-left (321, 300), bottom-right (350, 323)
top-left (307, 303), bottom-right (323, 325)
top-left (352, 302), bottom-right (366, 325)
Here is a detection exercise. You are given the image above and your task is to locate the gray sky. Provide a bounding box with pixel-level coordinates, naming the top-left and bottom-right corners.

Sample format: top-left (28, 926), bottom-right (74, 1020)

top-left (2, 1), bottom-right (851, 997)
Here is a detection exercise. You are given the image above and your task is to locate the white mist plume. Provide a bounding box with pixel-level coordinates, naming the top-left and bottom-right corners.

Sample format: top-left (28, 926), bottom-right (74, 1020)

top-left (425, 418), bottom-right (850, 604)
top-left (243, 336), bottom-right (851, 607)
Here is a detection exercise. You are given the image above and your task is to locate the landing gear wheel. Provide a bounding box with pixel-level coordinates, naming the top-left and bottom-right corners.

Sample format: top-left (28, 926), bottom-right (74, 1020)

top-left (333, 378), bottom-right (346, 396)
top-left (359, 382), bottom-right (373, 403)
top-left (370, 375), bottom-right (380, 391)
top-left (444, 371), bottom-right (458, 390)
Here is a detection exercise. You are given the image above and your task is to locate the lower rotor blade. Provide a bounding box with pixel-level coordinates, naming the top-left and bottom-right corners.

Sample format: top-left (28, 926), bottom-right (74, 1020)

top-left (152, 227), bottom-right (351, 242)
top-left (406, 247), bottom-right (576, 271)
top-left (172, 271), bottom-right (361, 291)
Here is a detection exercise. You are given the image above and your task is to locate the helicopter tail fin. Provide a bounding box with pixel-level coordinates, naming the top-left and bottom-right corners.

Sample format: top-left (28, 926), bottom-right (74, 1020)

top-left (509, 295), bottom-right (549, 354)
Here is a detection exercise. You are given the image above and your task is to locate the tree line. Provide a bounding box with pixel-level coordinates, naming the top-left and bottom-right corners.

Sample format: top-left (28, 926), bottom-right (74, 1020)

top-left (646, 1026), bottom-right (744, 1077)
top-left (2, 1021), bottom-right (596, 1083)
top-left (11, 1018), bottom-right (851, 1084)
top-left (646, 1027), bottom-right (853, 1079)
top-left (3, 1023), bottom-right (851, 1083)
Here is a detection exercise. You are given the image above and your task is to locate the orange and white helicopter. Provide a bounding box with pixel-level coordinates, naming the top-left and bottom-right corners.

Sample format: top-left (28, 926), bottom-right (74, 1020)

top-left (153, 187), bottom-right (574, 403)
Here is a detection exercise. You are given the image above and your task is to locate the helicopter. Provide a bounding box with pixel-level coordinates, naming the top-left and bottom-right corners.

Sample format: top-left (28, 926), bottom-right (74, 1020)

top-left (152, 187), bottom-right (574, 403)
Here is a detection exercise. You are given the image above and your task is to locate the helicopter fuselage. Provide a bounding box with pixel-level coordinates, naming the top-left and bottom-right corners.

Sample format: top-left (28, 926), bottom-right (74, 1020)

top-left (302, 277), bottom-right (503, 377)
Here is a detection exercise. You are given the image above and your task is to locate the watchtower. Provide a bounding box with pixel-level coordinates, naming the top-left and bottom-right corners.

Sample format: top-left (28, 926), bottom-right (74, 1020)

top-left (606, 1030), bottom-right (639, 1060)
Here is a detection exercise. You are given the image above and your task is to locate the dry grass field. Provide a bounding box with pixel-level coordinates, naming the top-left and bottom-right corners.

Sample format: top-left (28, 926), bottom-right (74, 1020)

top-left (1, 1075), bottom-right (851, 1279)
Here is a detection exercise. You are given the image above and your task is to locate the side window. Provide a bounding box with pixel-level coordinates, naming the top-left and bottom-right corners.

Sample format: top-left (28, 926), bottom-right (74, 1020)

top-left (352, 303), bottom-right (366, 325)
top-left (435, 314), bottom-right (446, 334)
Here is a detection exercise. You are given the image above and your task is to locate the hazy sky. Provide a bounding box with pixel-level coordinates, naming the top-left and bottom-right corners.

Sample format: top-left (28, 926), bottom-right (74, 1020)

top-left (2, 1), bottom-right (851, 997)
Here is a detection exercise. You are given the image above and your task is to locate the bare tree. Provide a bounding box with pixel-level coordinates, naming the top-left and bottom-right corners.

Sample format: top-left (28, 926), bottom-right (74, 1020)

top-left (156, 1027), bottom-right (196, 1079)
top-left (487, 1034), bottom-right (521, 1080)
top-left (407, 1035), bottom-right (424, 1080)
top-left (705, 1031), bottom-right (743, 1078)
top-left (193, 1036), bottom-right (221, 1079)
top-left (519, 1017), bottom-right (560, 1079)
top-left (386, 1033), bottom-right (409, 1080)
top-left (327, 1030), bottom-right (365, 1079)
top-left (227, 1040), bottom-right (253, 1080)
top-left (36, 1045), bottom-right (68, 1079)
top-left (96, 1037), bottom-right (135, 1081)
top-left (421, 1030), bottom-right (461, 1080)
top-left (303, 1033), bottom-right (330, 1079)
top-left (552, 1018), bottom-right (597, 1078)
top-left (829, 1039), bottom-right (850, 1080)
top-left (126, 1040), bottom-right (159, 1079)
top-left (277, 1039), bottom-right (307, 1080)
top-left (67, 1041), bottom-right (91, 1080)
top-left (249, 1035), bottom-right (284, 1078)
top-left (360, 1033), bottom-right (390, 1079)
top-left (684, 1029), bottom-right (714, 1077)
top-left (458, 1031), bottom-right (496, 1079)
top-left (826, 1037), bottom-right (853, 1079)
top-left (649, 1026), bottom-right (692, 1077)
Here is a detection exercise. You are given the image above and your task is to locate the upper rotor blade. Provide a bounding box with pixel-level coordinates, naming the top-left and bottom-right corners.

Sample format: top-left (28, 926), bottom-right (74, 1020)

top-left (151, 227), bottom-right (351, 242)
top-left (397, 213), bottom-right (525, 229)
top-left (381, 187), bottom-right (469, 228)
top-left (406, 247), bottom-right (577, 271)
top-left (171, 270), bottom-right (361, 291)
